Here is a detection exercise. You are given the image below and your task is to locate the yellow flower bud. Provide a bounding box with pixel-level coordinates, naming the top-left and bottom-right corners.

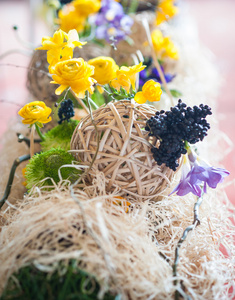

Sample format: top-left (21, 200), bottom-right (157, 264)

top-left (50, 58), bottom-right (96, 98)
top-left (73, 0), bottom-right (101, 17)
top-left (58, 3), bottom-right (86, 33)
top-left (111, 62), bottom-right (146, 93)
top-left (88, 56), bottom-right (119, 85)
top-left (134, 80), bottom-right (162, 104)
top-left (18, 101), bottom-right (52, 125)
top-left (151, 29), bottom-right (179, 60)
top-left (156, 0), bottom-right (178, 25)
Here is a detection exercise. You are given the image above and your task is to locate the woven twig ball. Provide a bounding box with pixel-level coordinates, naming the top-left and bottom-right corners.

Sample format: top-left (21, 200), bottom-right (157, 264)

top-left (26, 50), bottom-right (59, 104)
top-left (114, 11), bottom-right (155, 65)
top-left (70, 100), bottom-right (174, 200)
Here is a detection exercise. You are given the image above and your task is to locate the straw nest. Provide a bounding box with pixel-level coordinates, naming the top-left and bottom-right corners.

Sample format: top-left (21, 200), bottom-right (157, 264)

top-left (70, 100), bottom-right (174, 200)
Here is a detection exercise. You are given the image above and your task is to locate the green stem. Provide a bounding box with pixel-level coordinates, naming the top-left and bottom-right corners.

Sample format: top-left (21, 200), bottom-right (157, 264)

top-left (35, 123), bottom-right (45, 141)
top-left (128, 0), bottom-right (139, 13)
top-left (88, 96), bottom-right (99, 110)
top-left (184, 141), bottom-right (190, 150)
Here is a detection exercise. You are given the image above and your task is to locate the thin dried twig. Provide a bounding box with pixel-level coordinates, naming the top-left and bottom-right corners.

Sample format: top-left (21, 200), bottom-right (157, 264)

top-left (173, 195), bottom-right (203, 300)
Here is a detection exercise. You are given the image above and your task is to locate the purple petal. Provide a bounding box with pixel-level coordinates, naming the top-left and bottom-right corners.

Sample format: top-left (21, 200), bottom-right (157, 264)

top-left (95, 26), bottom-right (107, 39)
top-left (206, 167), bottom-right (230, 188)
top-left (170, 174), bottom-right (203, 197)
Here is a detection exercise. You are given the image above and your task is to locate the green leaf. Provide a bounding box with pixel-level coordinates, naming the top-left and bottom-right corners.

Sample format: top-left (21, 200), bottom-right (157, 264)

top-left (91, 90), bottom-right (105, 106)
top-left (170, 89), bottom-right (183, 98)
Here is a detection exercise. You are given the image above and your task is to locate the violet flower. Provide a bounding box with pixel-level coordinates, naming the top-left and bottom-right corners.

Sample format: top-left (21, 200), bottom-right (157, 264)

top-left (94, 0), bottom-right (133, 43)
top-left (170, 155), bottom-right (203, 197)
top-left (188, 148), bottom-right (230, 193)
top-left (151, 67), bottom-right (175, 84)
top-left (170, 148), bottom-right (229, 197)
top-left (139, 65), bottom-right (175, 88)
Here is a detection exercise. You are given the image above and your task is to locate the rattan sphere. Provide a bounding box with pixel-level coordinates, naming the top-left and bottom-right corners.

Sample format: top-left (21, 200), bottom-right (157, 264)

top-left (70, 100), bottom-right (174, 200)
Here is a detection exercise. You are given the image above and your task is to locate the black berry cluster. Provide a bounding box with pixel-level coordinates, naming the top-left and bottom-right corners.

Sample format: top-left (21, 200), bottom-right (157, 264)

top-left (146, 99), bottom-right (212, 170)
top-left (59, 0), bottom-right (72, 4)
top-left (58, 99), bottom-right (75, 124)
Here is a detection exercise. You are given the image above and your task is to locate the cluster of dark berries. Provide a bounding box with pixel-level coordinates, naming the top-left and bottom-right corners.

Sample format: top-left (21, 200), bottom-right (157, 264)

top-left (58, 99), bottom-right (75, 124)
top-left (146, 99), bottom-right (212, 170)
top-left (59, 0), bottom-right (72, 5)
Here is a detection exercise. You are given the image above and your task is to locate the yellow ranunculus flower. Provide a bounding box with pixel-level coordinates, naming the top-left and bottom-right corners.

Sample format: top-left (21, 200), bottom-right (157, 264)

top-left (36, 29), bottom-right (67, 51)
top-left (88, 56), bottom-right (119, 85)
top-left (58, 3), bottom-right (86, 33)
top-left (161, 37), bottom-right (179, 60)
top-left (50, 58), bottom-right (96, 98)
top-left (134, 80), bottom-right (162, 104)
top-left (37, 29), bottom-right (86, 66)
top-left (18, 101), bottom-right (52, 125)
top-left (73, 0), bottom-right (101, 17)
top-left (156, 0), bottom-right (178, 25)
top-left (151, 29), bottom-right (179, 60)
top-left (111, 62), bottom-right (146, 93)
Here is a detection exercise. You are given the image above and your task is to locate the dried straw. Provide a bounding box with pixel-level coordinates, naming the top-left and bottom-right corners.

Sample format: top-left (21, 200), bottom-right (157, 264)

top-left (0, 172), bottom-right (234, 299)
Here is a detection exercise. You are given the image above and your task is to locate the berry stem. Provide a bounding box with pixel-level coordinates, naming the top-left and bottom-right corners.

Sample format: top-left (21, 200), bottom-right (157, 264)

top-left (70, 90), bottom-right (89, 114)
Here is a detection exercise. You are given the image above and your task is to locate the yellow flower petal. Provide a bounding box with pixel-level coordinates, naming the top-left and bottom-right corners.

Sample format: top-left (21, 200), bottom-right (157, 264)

top-left (54, 84), bottom-right (68, 95)
top-left (88, 56), bottom-right (118, 85)
top-left (18, 101), bottom-right (52, 125)
top-left (134, 91), bottom-right (147, 104)
top-left (151, 29), bottom-right (178, 61)
top-left (50, 58), bottom-right (96, 97)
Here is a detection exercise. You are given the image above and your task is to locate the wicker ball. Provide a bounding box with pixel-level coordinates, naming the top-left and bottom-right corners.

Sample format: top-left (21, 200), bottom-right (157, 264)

top-left (26, 50), bottom-right (59, 105)
top-left (70, 100), bottom-right (174, 200)
top-left (113, 11), bottom-right (155, 65)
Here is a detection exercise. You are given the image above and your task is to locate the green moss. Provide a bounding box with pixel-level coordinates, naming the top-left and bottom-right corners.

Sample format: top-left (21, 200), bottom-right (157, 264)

top-left (1, 260), bottom-right (116, 300)
top-left (25, 148), bottom-right (81, 189)
top-left (41, 120), bottom-right (79, 152)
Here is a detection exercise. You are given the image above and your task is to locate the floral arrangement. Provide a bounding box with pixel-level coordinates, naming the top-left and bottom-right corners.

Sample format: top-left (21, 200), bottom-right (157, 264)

top-left (0, 1), bottom-right (233, 300)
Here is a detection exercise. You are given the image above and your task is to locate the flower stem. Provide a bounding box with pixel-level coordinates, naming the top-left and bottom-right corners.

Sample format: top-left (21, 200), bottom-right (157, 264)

top-left (71, 91), bottom-right (100, 186)
top-left (35, 123), bottom-right (45, 141)
top-left (184, 141), bottom-right (190, 150)
top-left (88, 96), bottom-right (99, 110)
top-left (70, 90), bottom-right (89, 114)
top-left (30, 124), bottom-right (35, 157)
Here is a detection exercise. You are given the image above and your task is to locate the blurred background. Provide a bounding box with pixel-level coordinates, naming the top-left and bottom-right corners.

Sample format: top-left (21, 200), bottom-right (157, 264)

top-left (0, 0), bottom-right (234, 205)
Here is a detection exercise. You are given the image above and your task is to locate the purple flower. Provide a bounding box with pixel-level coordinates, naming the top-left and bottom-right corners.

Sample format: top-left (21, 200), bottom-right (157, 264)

top-left (188, 149), bottom-right (230, 193)
top-left (93, 0), bottom-right (133, 43)
top-left (170, 156), bottom-right (203, 197)
top-left (139, 65), bottom-right (175, 88)
top-left (151, 67), bottom-right (175, 84)
top-left (170, 148), bottom-right (230, 197)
